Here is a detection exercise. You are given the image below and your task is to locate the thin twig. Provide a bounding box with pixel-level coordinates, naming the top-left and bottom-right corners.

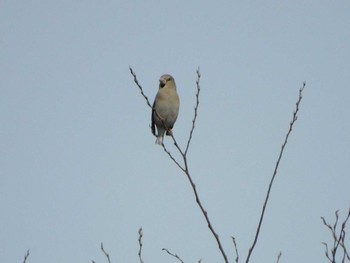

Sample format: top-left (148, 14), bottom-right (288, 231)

top-left (129, 67), bottom-right (153, 109)
top-left (162, 248), bottom-right (184, 263)
top-left (101, 243), bottom-right (111, 263)
top-left (167, 69), bottom-right (228, 263)
top-left (245, 82), bottom-right (306, 263)
top-left (322, 242), bottom-right (331, 262)
top-left (231, 236), bottom-right (239, 263)
top-left (130, 68), bottom-right (228, 263)
top-left (181, 155), bottom-right (228, 263)
top-left (322, 208), bottom-right (350, 263)
top-left (138, 227), bottom-right (144, 263)
top-left (23, 250), bottom-right (30, 263)
top-left (185, 68), bottom-right (201, 155)
top-left (276, 252), bottom-right (282, 263)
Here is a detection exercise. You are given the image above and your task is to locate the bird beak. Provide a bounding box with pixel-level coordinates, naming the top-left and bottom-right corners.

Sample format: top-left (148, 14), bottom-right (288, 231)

top-left (159, 78), bottom-right (166, 88)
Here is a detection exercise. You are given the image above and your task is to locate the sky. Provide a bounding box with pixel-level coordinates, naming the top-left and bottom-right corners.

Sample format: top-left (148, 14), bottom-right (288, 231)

top-left (1, 1), bottom-right (350, 262)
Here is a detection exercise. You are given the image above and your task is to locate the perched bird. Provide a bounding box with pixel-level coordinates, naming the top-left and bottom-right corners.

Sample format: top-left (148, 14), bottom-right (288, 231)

top-left (151, 74), bottom-right (180, 145)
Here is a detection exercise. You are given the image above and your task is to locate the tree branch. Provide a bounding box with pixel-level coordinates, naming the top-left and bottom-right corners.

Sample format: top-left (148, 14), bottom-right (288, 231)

top-left (162, 248), bottom-right (184, 263)
top-left (231, 236), bottom-right (239, 263)
top-left (276, 252), bottom-right (282, 263)
top-left (245, 82), bottom-right (306, 263)
top-left (322, 208), bottom-right (350, 263)
top-left (100, 243), bottom-right (111, 263)
top-left (185, 68), bottom-right (201, 155)
top-left (138, 227), bottom-right (144, 263)
top-left (23, 250), bottom-right (30, 263)
top-left (130, 68), bottom-right (228, 263)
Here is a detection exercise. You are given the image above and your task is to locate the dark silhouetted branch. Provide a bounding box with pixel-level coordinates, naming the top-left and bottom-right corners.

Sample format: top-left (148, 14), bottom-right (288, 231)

top-left (162, 248), bottom-right (184, 263)
top-left (231, 236), bottom-right (239, 263)
top-left (101, 243), bottom-right (111, 263)
top-left (245, 82), bottom-right (306, 263)
top-left (130, 68), bottom-right (228, 263)
top-left (23, 250), bottom-right (30, 263)
top-left (185, 68), bottom-right (201, 155)
top-left (129, 67), bottom-right (153, 109)
top-left (138, 227), bottom-right (144, 263)
top-left (276, 252), bottom-right (282, 263)
top-left (321, 208), bottom-right (350, 263)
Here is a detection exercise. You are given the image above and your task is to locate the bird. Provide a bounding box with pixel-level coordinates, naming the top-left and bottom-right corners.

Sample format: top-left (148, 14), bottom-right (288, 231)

top-left (151, 74), bottom-right (180, 145)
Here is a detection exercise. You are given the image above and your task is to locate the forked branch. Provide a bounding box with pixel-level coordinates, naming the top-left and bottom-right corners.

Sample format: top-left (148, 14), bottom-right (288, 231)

top-left (130, 67), bottom-right (228, 263)
top-left (321, 208), bottom-right (350, 263)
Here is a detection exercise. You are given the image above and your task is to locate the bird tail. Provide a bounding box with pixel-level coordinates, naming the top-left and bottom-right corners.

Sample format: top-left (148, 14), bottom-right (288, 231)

top-left (155, 135), bottom-right (163, 145)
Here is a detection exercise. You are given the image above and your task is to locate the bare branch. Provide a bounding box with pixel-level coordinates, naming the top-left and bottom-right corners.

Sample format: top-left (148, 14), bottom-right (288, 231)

top-left (130, 68), bottom-right (228, 263)
top-left (276, 252), bottom-right (282, 263)
top-left (182, 156), bottom-right (228, 263)
top-left (321, 208), bottom-right (350, 263)
top-left (167, 69), bottom-right (228, 263)
top-left (138, 227), bottom-right (144, 263)
top-left (23, 250), bottom-right (30, 263)
top-left (129, 67), bottom-right (153, 109)
top-left (185, 68), bottom-right (201, 155)
top-left (162, 248), bottom-right (184, 263)
top-left (231, 236), bottom-right (239, 263)
top-left (245, 82), bottom-right (306, 263)
top-left (100, 243), bottom-right (111, 263)
top-left (322, 242), bottom-right (332, 262)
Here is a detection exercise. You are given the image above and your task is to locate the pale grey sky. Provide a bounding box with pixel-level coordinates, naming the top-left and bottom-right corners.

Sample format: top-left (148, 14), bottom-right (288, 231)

top-left (1, 1), bottom-right (350, 262)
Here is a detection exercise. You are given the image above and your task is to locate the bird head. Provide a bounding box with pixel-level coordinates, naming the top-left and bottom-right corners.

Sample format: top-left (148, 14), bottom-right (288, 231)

top-left (159, 74), bottom-right (174, 88)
